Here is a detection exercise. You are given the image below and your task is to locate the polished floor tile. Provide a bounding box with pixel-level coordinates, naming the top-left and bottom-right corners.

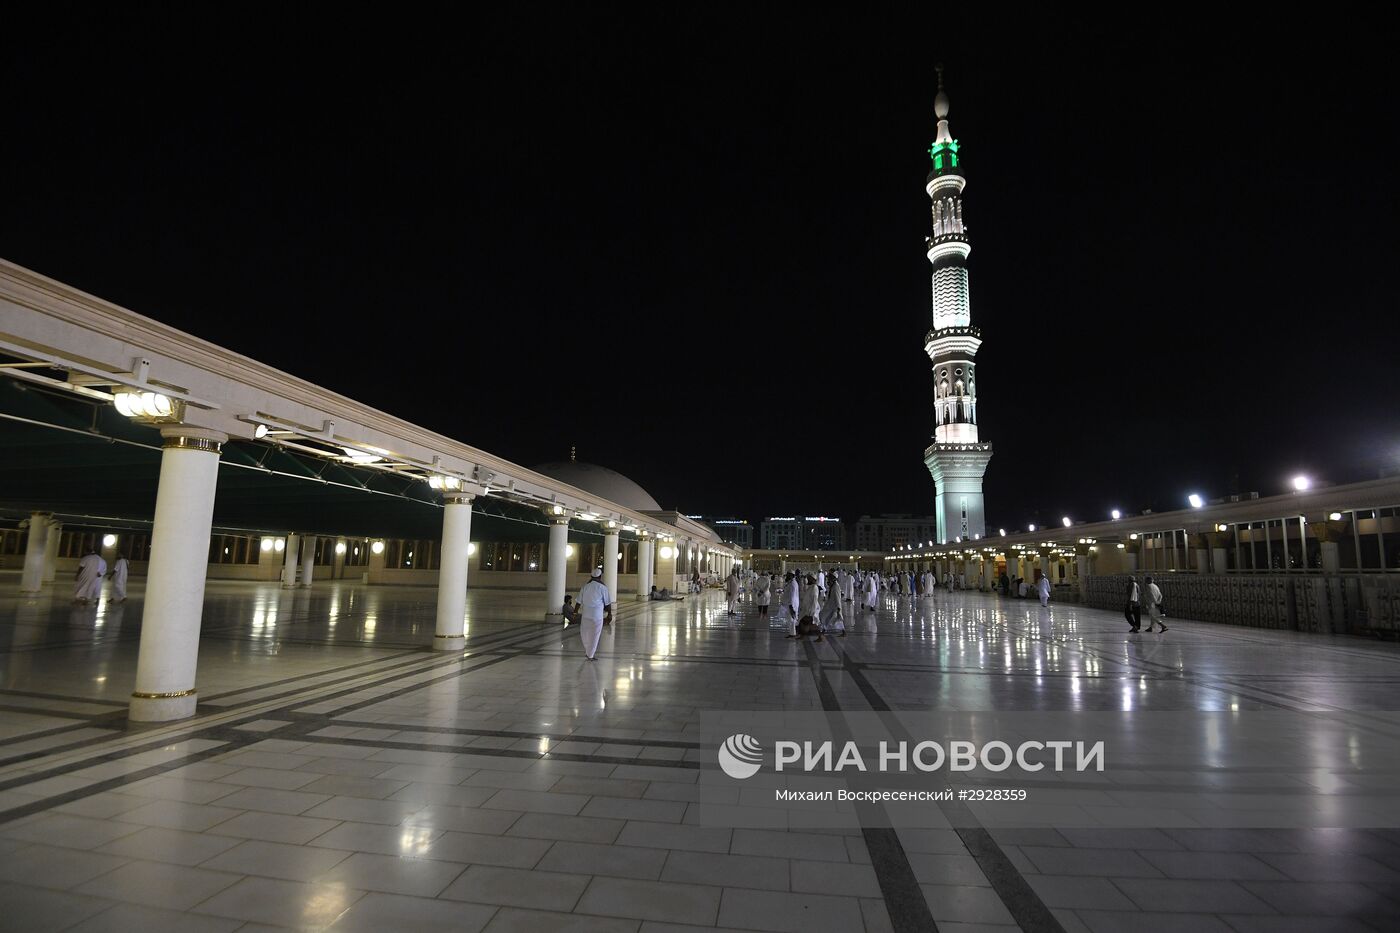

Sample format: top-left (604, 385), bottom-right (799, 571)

top-left (0, 578), bottom-right (1397, 930)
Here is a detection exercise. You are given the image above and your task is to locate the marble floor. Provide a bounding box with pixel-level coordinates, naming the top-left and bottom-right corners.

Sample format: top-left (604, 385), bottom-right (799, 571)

top-left (0, 577), bottom-right (1398, 932)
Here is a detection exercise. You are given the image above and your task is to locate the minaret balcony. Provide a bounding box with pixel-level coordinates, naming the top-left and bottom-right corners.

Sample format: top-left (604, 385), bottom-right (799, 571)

top-left (926, 236), bottom-right (971, 264)
top-left (924, 325), bottom-right (982, 359)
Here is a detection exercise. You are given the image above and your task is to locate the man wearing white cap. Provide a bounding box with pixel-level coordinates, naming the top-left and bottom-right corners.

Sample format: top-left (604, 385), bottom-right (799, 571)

top-left (577, 567), bottom-right (612, 660)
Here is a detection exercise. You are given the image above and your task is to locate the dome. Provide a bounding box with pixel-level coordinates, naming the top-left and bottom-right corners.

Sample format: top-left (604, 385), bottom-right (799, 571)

top-left (534, 460), bottom-right (662, 512)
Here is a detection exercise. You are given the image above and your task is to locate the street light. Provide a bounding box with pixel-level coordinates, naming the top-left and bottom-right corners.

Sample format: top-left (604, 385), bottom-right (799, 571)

top-left (1188, 494), bottom-right (1204, 509)
top-left (1028, 524), bottom-right (1036, 532)
top-left (1110, 509), bottom-right (1121, 520)
top-left (1292, 475), bottom-right (1312, 491)
top-left (1061, 516), bottom-right (1072, 528)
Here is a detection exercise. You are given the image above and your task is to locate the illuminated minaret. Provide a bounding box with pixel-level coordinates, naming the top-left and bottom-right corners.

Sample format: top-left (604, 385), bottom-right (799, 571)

top-left (923, 66), bottom-right (992, 544)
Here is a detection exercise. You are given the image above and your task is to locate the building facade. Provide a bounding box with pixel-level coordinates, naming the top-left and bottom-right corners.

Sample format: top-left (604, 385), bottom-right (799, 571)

top-left (855, 514), bottom-right (939, 552)
top-left (922, 67), bottom-right (993, 544)
top-left (760, 518), bottom-right (801, 550)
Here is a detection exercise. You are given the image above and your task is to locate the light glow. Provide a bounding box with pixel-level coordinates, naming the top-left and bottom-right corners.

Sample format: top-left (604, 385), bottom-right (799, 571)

top-left (1111, 509), bottom-right (1121, 520)
top-left (1292, 475), bottom-right (1312, 491)
top-left (102, 534), bottom-right (117, 548)
top-left (274, 539), bottom-right (286, 552)
top-left (1061, 516), bottom-right (1072, 528)
top-left (261, 538), bottom-right (274, 552)
top-left (370, 541), bottom-right (385, 555)
top-left (659, 546), bottom-right (675, 559)
top-left (335, 541), bottom-right (347, 555)
top-left (1188, 494), bottom-right (1204, 509)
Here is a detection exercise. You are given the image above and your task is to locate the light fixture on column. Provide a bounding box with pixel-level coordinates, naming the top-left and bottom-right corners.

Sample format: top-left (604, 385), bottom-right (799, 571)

top-left (427, 475), bottom-right (464, 491)
top-left (1292, 475), bottom-right (1312, 491)
top-left (659, 546), bottom-right (674, 559)
top-left (566, 544), bottom-right (575, 557)
top-left (1061, 516), bottom-right (1072, 528)
top-left (999, 528), bottom-right (1006, 536)
top-left (113, 390), bottom-right (184, 423)
top-left (102, 534), bottom-right (117, 547)
top-left (370, 541), bottom-right (385, 555)
top-left (335, 541), bottom-right (347, 554)
top-left (274, 538), bottom-right (286, 552)
top-left (1329, 511), bottom-right (1343, 521)
top-left (467, 543), bottom-right (477, 556)
top-left (1188, 494), bottom-right (1204, 509)
top-left (261, 537), bottom-right (274, 552)
top-left (1028, 524), bottom-right (1036, 532)
top-left (1111, 509), bottom-right (1121, 520)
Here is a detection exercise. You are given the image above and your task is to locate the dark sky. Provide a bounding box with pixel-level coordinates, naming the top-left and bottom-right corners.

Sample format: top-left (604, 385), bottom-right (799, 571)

top-left (3, 7), bottom-right (1396, 531)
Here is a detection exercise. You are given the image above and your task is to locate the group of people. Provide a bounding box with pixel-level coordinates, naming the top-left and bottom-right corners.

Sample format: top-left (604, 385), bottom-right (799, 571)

top-left (72, 548), bottom-right (129, 604)
top-left (1123, 573), bottom-right (1167, 633)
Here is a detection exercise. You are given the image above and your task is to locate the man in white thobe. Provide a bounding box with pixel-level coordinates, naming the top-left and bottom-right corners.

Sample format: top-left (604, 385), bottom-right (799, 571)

top-left (1037, 573), bottom-right (1051, 607)
top-left (74, 550), bottom-right (105, 603)
top-left (779, 573), bottom-right (800, 634)
top-left (864, 573), bottom-right (879, 611)
top-left (577, 568), bottom-right (612, 660)
top-left (819, 582), bottom-right (845, 635)
top-left (725, 570), bottom-right (741, 616)
top-left (110, 554), bottom-right (130, 602)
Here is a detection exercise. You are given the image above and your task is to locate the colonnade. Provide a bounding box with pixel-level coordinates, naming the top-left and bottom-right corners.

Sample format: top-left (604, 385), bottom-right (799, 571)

top-left (10, 426), bottom-right (732, 722)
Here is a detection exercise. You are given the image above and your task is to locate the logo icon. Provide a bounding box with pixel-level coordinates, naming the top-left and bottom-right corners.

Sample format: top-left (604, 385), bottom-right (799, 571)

top-left (718, 733), bottom-right (764, 779)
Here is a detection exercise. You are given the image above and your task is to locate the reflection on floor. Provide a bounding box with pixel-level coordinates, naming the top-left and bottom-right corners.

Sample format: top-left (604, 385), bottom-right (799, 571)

top-left (0, 578), bottom-right (1397, 931)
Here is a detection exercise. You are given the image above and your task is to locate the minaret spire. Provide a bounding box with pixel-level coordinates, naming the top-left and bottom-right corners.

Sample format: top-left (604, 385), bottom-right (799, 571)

top-left (922, 67), bottom-right (992, 545)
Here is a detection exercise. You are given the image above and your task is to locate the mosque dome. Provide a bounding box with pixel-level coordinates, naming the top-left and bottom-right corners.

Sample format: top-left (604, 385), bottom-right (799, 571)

top-left (534, 459), bottom-right (662, 511)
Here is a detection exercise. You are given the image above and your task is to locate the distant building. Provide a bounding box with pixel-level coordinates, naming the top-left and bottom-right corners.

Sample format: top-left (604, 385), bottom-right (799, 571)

top-left (855, 514), bottom-right (939, 552)
top-left (694, 518), bottom-right (753, 549)
top-left (801, 517), bottom-right (846, 551)
top-left (760, 518), bottom-right (802, 550)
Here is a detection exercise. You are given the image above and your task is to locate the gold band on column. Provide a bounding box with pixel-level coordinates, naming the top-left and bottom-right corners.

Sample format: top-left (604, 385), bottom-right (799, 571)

top-left (130, 688), bottom-right (197, 699)
top-left (162, 437), bottom-right (223, 454)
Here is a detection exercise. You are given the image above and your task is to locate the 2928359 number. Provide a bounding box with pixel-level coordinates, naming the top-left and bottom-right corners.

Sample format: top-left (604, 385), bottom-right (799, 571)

top-left (964, 789), bottom-right (1027, 801)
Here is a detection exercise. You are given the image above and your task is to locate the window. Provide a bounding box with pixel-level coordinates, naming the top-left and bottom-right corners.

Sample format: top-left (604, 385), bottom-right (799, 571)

top-left (0, 528), bottom-right (28, 556)
top-left (208, 534), bottom-right (259, 565)
top-left (343, 539), bottom-right (371, 567)
top-left (576, 542), bottom-right (601, 574)
top-left (313, 538), bottom-right (336, 565)
top-left (384, 539), bottom-right (440, 571)
top-left (59, 530), bottom-right (100, 559)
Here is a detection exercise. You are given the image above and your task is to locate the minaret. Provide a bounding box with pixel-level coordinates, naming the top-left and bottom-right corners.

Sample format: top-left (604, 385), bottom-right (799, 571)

top-left (923, 66), bottom-right (992, 544)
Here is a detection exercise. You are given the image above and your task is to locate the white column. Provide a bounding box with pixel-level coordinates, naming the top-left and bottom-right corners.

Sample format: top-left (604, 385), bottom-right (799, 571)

top-left (282, 533), bottom-right (300, 587)
top-left (636, 536), bottom-right (653, 600)
top-left (1320, 541), bottom-right (1340, 573)
top-left (19, 512), bottom-right (51, 595)
top-left (434, 494), bottom-right (474, 650)
top-left (546, 517), bottom-right (570, 620)
top-left (42, 522), bottom-right (61, 582)
top-left (301, 536), bottom-right (317, 587)
top-left (129, 428), bottom-right (225, 722)
top-left (603, 530), bottom-right (620, 600)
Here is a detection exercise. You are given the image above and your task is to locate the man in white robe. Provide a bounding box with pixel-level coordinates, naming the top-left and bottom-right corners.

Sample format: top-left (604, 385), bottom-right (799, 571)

top-left (753, 573), bottom-right (772, 619)
top-left (796, 575), bottom-right (819, 629)
top-left (1037, 573), bottom-right (1051, 607)
top-left (74, 549), bottom-right (104, 603)
top-left (819, 582), bottom-right (845, 635)
top-left (725, 570), bottom-right (741, 616)
top-left (577, 568), bottom-right (612, 660)
top-left (779, 573), bottom-right (800, 633)
top-left (864, 573), bottom-right (879, 611)
top-left (110, 554), bottom-right (130, 602)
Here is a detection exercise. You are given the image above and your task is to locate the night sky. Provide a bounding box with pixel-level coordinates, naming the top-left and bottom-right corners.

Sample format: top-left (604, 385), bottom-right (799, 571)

top-left (3, 8), bottom-right (1396, 532)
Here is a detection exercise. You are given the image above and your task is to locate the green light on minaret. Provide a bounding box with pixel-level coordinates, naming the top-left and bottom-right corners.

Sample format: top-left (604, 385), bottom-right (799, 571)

top-left (929, 139), bottom-right (960, 171)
